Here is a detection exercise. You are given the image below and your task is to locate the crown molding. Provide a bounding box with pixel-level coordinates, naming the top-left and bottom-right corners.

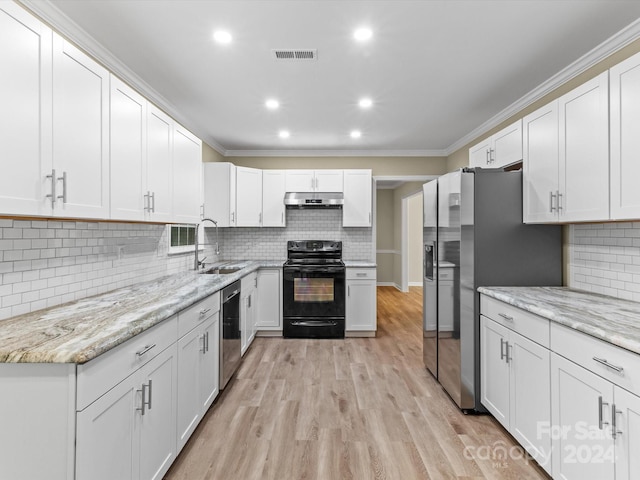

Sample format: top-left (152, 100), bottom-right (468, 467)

top-left (224, 149), bottom-right (447, 158)
top-left (17, 0), bottom-right (227, 156)
top-left (445, 17), bottom-right (640, 156)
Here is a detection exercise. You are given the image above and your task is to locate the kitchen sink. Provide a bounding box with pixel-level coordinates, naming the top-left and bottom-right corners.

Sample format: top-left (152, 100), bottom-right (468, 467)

top-left (200, 267), bottom-right (242, 275)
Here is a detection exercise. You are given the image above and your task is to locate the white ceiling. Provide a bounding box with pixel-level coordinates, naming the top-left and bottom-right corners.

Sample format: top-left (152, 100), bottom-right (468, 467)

top-left (24, 1), bottom-right (640, 156)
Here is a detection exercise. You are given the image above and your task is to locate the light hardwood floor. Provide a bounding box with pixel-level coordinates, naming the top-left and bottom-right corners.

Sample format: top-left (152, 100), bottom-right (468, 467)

top-left (165, 286), bottom-right (550, 480)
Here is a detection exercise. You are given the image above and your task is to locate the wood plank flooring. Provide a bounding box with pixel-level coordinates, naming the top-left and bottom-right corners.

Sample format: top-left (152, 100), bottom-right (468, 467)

top-left (165, 286), bottom-right (550, 480)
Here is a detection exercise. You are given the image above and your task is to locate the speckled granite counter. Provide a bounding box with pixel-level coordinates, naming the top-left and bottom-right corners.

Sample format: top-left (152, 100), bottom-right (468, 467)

top-left (344, 261), bottom-right (377, 267)
top-left (0, 261), bottom-right (282, 364)
top-left (478, 286), bottom-right (640, 356)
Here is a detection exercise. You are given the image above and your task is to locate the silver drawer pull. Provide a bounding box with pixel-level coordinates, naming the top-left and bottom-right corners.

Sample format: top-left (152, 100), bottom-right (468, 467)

top-left (136, 344), bottom-right (156, 356)
top-left (612, 405), bottom-right (623, 439)
top-left (598, 396), bottom-right (609, 430)
top-left (593, 356), bottom-right (624, 373)
top-left (498, 313), bottom-right (514, 322)
top-left (356, 273), bottom-right (367, 277)
top-left (199, 308), bottom-right (211, 316)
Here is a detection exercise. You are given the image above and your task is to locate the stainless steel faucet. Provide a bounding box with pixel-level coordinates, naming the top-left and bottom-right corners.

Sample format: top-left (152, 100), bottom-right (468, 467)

top-left (194, 218), bottom-right (220, 270)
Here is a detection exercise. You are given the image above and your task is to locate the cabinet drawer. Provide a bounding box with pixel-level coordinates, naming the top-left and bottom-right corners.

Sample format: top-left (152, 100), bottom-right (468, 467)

top-left (346, 268), bottom-right (376, 280)
top-left (551, 322), bottom-right (640, 396)
top-left (177, 292), bottom-right (220, 338)
top-left (77, 315), bottom-right (178, 411)
top-left (480, 295), bottom-right (549, 347)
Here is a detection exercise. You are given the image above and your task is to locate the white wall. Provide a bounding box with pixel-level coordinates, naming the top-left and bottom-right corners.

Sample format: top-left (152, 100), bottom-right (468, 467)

top-left (407, 193), bottom-right (423, 286)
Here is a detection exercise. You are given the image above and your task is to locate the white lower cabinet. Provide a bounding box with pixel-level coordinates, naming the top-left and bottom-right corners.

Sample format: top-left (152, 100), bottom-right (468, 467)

top-left (346, 268), bottom-right (377, 334)
top-left (241, 271), bottom-right (258, 355)
top-left (614, 386), bottom-right (640, 480)
top-left (176, 314), bottom-right (219, 452)
top-left (76, 342), bottom-right (178, 480)
top-left (480, 314), bottom-right (552, 473)
top-left (255, 268), bottom-right (282, 331)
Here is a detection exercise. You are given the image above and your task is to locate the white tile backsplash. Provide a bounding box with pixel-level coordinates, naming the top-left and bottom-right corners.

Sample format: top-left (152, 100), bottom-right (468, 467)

top-left (0, 210), bottom-right (372, 321)
top-left (569, 223), bottom-right (640, 301)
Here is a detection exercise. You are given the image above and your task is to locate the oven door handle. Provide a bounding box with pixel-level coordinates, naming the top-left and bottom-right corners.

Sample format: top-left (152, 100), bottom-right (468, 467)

top-left (284, 266), bottom-right (341, 274)
top-left (290, 320), bottom-right (339, 327)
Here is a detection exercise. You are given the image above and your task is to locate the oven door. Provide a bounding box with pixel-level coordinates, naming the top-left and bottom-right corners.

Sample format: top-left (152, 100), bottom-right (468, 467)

top-left (283, 265), bottom-right (345, 319)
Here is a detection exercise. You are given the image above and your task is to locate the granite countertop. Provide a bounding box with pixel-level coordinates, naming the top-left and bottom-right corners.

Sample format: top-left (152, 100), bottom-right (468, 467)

top-left (478, 286), bottom-right (640, 356)
top-left (344, 261), bottom-right (377, 268)
top-left (0, 261), bottom-right (280, 364)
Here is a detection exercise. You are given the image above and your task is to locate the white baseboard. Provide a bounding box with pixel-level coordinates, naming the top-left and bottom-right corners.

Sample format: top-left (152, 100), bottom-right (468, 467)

top-left (376, 282), bottom-right (395, 286)
top-left (409, 281), bottom-right (423, 287)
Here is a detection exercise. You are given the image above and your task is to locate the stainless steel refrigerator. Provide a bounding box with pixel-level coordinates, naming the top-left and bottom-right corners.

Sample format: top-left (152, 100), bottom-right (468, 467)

top-left (422, 168), bottom-right (561, 412)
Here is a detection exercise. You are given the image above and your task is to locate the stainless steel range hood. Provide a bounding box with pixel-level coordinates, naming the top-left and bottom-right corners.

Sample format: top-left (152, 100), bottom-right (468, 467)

top-left (284, 192), bottom-right (344, 208)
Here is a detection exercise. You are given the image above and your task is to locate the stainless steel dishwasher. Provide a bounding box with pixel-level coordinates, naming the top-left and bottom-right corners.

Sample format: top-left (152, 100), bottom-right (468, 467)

top-left (220, 280), bottom-right (241, 389)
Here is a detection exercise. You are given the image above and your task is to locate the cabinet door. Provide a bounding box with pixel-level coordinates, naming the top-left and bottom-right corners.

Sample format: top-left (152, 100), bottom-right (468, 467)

top-left (480, 316), bottom-right (510, 427)
top-left (522, 101), bottom-right (560, 223)
top-left (110, 75), bottom-right (146, 221)
top-left (610, 52), bottom-right (640, 220)
top-left (614, 386), bottom-right (640, 480)
top-left (240, 291), bottom-right (249, 356)
top-left (343, 169), bottom-right (372, 227)
top-left (172, 125), bottom-right (202, 224)
top-left (509, 331), bottom-right (551, 474)
top-left (200, 315), bottom-right (220, 412)
top-left (559, 72), bottom-right (609, 222)
top-left (256, 269), bottom-right (281, 329)
top-left (202, 162), bottom-right (235, 227)
top-left (52, 34), bottom-right (110, 219)
top-left (551, 353), bottom-right (615, 480)
top-left (315, 170), bottom-right (344, 192)
top-left (76, 378), bottom-right (136, 480)
top-left (236, 166), bottom-right (262, 227)
top-left (492, 119), bottom-right (523, 168)
top-left (262, 170), bottom-right (286, 227)
top-left (346, 279), bottom-right (377, 331)
top-left (285, 170), bottom-right (315, 192)
top-left (0, 3), bottom-right (52, 216)
top-left (146, 106), bottom-right (173, 222)
top-left (469, 138), bottom-right (492, 168)
top-left (176, 326), bottom-right (204, 452)
top-left (137, 344), bottom-right (177, 480)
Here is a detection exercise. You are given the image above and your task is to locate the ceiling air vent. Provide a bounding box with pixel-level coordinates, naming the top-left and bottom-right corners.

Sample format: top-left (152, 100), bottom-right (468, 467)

top-left (272, 49), bottom-right (317, 61)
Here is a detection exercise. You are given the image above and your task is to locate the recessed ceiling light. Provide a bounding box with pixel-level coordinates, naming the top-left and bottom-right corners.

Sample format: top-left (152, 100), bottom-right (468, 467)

top-left (358, 98), bottom-right (373, 109)
top-left (350, 130), bottom-right (362, 139)
top-left (213, 30), bottom-right (232, 44)
top-left (354, 27), bottom-right (373, 42)
top-left (279, 130), bottom-right (290, 139)
top-left (265, 99), bottom-right (280, 110)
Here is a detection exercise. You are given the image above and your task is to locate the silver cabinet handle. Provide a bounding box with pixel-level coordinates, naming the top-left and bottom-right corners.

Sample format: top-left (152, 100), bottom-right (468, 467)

top-left (231, 211), bottom-right (235, 223)
top-left (557, 191), bottom-right (563, 211)
top-left (498, 313), bottom-right (514, 322)
top-left (147, 379), bottom-right (152, 411)
top-left (356, 273), bottom-right (367, 277)
top-left (200, 204), bottom-right (205, 219)
top-left (550, 191), bottom-right (556, 213)
top-left (206, 331), bottom-right (209, 353)
top-left (143, 191), bottom-right (150, 212)
top-left (598, 395), bottom-right (609, 430)
top-left (281, 212), bottom-right (284, 225)
top-left (348, 285), bottom-right (350, 297)
top-left (150, 192), bottom-right (155, 212)
top-left (248, 294), bottom-right (252, 308)
top-left (57, 171), bottom-right (67, 204)
top-left (612, 405), bottom-right (623, 439)
top-left (136, 344), bottom-right (156, 356)
top-left (259, 212), bottom-right (262, 225)
top-left (137, 380), bottom-right (152, 415)
top-left (46, 169), bottom-right (57, 206)
top-left (592, 356), bottom-right (624, 373)
top-left (200, 333), bottom-right (207, 353)
top-left (486, 149), bottom-right (491, 165)
top-left (490, 148), bottom-right (495, 163)
top-left (500, 338), bottom-right (506, 361)
top-left (506, 342), bottom-right (512, 364)
top-left (200, 308), bottom-right (211, 316)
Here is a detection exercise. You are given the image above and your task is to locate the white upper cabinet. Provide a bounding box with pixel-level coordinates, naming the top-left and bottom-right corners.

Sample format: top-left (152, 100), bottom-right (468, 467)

top-left (262, 170), bottom-right (286, 227)
top-left (343, 169), bottom-right (372, 227)
top-left (52, 33), bottom-right (110, 219)
top-left (469, 120), bottom-right (522, 169)
top-left (235, 166), bottom-right (262, 227)
top-left (0, 2), bottom-right (52, 217)
top-left (523, 101), bottom-right (560, 223)
top-left (610, 51), bottom-right (640, 220)
top-left (559, 72), bottom-right (609, 222)
top-left (285, 170), bottom-right (344, 192)
top-left (110, 75), bottom-right (146, 221)
top-left (145, 105), bottom-right (174, 223)
top-left (203, 162), bottom-right (236, 227)
top-left (524, 72), bottom-right (609, 223)
top-left (172, 124), bottom-right (202, 224)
